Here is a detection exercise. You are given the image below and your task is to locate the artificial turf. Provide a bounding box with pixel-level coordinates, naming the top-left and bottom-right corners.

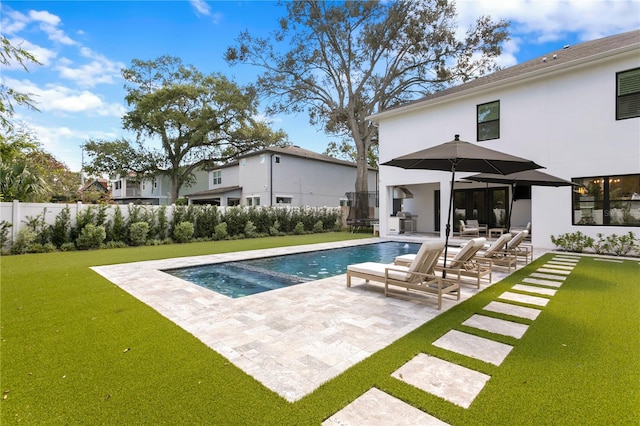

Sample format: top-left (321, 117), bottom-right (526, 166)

top-left (1, 235), bottom-right (638, 424)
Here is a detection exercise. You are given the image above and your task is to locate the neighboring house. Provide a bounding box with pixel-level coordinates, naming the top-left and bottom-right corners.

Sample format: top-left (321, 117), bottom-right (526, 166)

top-left (111, 169), bottom-right (209, 205)
top-left (185, 145), bottom-right (379, 208)
top-left (79, 178), bottom-right (109, 203)
top-left (368, 29), bottom-right (640, 250)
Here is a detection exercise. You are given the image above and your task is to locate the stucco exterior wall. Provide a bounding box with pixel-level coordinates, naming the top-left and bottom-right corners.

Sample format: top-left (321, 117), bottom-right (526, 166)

top-left (377, 49), bottom-right (639, 249)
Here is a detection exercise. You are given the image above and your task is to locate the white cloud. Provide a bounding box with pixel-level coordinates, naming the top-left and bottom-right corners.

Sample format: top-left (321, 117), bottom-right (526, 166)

top-left (190, 0), bottom-right (211, 16)
top-left (54, 48), bottom-right (125, 87)
top-left (24, 122), bottom-right (121, 171)
top-left (190, 0), bottom-right (223, 23)
top-left (456, 0), bottom-right (640, 60)
top-left (3, 77), bottom-right (125, 117)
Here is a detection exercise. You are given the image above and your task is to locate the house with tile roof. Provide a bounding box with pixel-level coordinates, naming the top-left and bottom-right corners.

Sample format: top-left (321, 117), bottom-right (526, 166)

top-left (368, 29), bottom-right (640, 250)
top-left (185, 145), bottom-right (378, 208)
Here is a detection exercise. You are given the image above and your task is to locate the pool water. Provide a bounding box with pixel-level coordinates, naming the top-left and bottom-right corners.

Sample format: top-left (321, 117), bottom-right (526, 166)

top-left (164, 241), bottom-right (421, 298)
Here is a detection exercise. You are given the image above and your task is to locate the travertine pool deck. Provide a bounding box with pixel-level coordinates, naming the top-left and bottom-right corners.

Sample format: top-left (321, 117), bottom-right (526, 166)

top-left (91, 237), bottom-right (510, 402)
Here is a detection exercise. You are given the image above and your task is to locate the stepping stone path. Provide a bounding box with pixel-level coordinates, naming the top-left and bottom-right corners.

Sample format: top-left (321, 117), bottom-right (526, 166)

top-left (325, 254), bottom-right (581, 424)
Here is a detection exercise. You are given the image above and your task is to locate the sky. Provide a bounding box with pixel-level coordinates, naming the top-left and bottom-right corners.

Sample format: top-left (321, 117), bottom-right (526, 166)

top-left (2, 0), bottom-right (639, 173)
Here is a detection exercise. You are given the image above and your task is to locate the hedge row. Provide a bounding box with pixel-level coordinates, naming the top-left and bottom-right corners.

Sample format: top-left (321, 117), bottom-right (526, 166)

top-left (1, 204), bottom-right (344, 255)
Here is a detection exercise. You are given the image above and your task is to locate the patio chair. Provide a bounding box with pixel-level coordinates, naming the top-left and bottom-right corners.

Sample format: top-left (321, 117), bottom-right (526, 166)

top-left (467, 219), bottom-right (488, 236)
top-left (506, 230), bottom-right (533, 264)
top-left (459, 220), bottom-right (480, 237)
top-left (346, 240), bottom-right (460, 309)
top-left (395, 238), bottom-right (492, 289)
top-left (476, 233), bottom-right (517, 272)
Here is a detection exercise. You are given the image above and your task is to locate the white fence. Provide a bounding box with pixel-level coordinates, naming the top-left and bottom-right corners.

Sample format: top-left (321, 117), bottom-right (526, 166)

top-left (0, 201), bottom-right (346, 243)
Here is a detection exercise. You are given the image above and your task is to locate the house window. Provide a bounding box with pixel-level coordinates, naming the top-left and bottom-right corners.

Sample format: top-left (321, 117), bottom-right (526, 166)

top-left (617, 68), bottom-right (640, 120)
top-left (246, 197), bottom-right (260, 206)
top-left (276, 196), bottom-right (292, 204)
top-left (114, 181), bottom-right (121, 190)
top-left (274, 156), bottom-right (281, 164)
top-left (572, 174), bottom-right (640, 226)
top-left (228, 198), bottom-right (240, 206)
top-left (477, 100), bottom-right (500, 141)
top-left (212, 170), bottom-right (222, 185)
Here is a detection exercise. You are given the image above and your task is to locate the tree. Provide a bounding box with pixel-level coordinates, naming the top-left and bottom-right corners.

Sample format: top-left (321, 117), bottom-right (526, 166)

top-left (85, 56), bottom-right (288, 202)
top-left (1, 36), bottom-right (41, 132)
top-left (0, 126), bottom-right (80, 202)
top-left (226, 0), bottom-right (509, 216)
top-left (0, 128), bottom-right (49, 202)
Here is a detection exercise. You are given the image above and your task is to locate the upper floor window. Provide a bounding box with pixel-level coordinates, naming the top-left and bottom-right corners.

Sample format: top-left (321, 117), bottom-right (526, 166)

top-left (114, 181), bottom-right (122, 190)
top-left (212, 170), bottom-right (222, 185)
top-left (617, 68), bottom-right (640, 120)
top-left (477, 100), bottom-right (500, 141)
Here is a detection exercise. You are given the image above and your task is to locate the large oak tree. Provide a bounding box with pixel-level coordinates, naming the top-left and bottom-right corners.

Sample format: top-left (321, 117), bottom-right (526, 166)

top-left (85, 56), bottom-right (287, 202)
top-left (226, 0), bottom-right (509, 216)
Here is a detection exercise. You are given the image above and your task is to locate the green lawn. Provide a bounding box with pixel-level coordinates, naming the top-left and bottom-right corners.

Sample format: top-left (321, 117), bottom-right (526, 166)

top-left (1, 234), bottom-right (639, 424)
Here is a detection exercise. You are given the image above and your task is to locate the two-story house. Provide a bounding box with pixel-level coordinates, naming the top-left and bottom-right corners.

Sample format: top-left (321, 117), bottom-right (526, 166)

top-left (185, 145), bottom-right (378, 208)
top-left (110, 169), bottom-right (209, 205)
top-left (369, 29), bottom-right (640, 250)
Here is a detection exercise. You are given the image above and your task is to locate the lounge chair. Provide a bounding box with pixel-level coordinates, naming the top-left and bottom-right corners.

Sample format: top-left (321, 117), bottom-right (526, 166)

top-left (459, 220), bottom-right (480, 237)
top-left (346, 240), bottom-right (460, 309)
top-left (476, 233), bottom-right (517, 272)
top-left (506, 230), bottom-right (533, 264)
top-left (395, 238), bottom-right (492, 289)
top-left (467, 219), bottom-right (488, 236)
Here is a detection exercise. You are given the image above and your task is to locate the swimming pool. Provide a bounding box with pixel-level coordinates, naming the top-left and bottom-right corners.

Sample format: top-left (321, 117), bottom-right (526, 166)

top-left (164, 241), bottom-right (421, 298)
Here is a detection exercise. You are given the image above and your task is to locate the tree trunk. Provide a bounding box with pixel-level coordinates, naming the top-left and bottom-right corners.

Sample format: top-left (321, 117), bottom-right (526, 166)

top-left (353, 135), bottom-right (370, 219)
top-left (171, 174), bottom-right (180, 204)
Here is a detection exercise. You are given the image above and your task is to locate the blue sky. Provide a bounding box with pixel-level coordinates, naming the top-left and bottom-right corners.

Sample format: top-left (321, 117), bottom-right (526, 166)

top-left (2, 0), bottom-right (639, 173)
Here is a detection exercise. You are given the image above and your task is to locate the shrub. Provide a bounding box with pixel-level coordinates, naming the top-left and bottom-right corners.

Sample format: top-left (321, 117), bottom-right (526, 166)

top-left (550, 231), bottom-right (593, 253)
top-left (606, 231), bottom-right (637, 256)
top-left (334, 217), bottom-right (344, 231)
top-left (51, 206), bottom-right (71, 247)
top-left (293, 221), bottom-right (305, 235)
top-left (591, 233), bottom-right (610, 255)
top-left (11, 229), bottom-right (38, 254)
top-left (244, 220), bottom-right (258, 238)
top-left (76, 224), bottom-right (106, 250)
top-left (214, 222), bottom-right (228, 240)
top-left (173, 221), bottom-right (194, 243)
top-left (28, 243), bottom-right (56, 253)
top-left (269, 220), bottom-right (281, 237)
top-left (60, 242), bottom-right (76, 252)
top-left (23, 208), bottom-right (51, 245)
top-left (109, 205), bottom-right (127, 243)
top-left (129, 222), bottom-right (150, 246)
top-left (102, 241), bottom-right (127, 249)
top-left (0, 220), bottom-right (12, 251)
top-left (313, 220), bottom-right (324, 233)
top-left (156, 205), bottom-right (169, 240)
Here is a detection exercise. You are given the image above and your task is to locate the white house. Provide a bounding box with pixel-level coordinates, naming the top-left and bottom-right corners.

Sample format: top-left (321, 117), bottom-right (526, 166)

top-left (110, 169), bottom-right (209, 205)
top-left (369, 29), bottom-right (640, 250)
top-left (185, 145), bottom-right (379, 208)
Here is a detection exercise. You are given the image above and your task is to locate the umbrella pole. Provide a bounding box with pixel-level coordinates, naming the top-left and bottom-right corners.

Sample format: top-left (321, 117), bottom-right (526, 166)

top-left (443, 167), bottom-right (456, 278)
top-left (507, 182), bottom-right (516, 232)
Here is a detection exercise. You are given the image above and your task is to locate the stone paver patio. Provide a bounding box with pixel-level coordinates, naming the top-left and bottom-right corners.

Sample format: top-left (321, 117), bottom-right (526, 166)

top-left (92, 237), bottom-right (509, 402)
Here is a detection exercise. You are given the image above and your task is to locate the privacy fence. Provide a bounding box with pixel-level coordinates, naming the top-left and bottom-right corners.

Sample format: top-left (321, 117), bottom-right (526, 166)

top-left (0, 201), bottom-right (345, 253)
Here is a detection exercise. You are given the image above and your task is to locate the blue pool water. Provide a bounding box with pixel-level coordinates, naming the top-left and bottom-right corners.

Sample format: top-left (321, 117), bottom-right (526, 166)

top-left (164, 241), bottom-right (421, 298)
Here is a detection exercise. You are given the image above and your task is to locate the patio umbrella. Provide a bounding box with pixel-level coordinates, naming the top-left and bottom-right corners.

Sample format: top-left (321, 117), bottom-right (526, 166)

top-left (465, 169), bottom-right (579, 232)
top-left (381, 134), bottom-right (543, 276)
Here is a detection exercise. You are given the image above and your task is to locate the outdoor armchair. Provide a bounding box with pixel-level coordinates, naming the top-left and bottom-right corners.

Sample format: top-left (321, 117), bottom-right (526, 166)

top-left (459, 220), bottom-right (480, 237)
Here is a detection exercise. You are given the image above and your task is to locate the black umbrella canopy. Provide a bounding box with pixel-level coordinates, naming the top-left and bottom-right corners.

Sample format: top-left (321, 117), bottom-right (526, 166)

top-left (381, 135), bottom-right (544, 175)
top-left (382, 134), bottom-right (543, 276)
top-left (464, 169), bottom-right (578, 232)
top-left (464, 169), bottom-right (576, 187)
